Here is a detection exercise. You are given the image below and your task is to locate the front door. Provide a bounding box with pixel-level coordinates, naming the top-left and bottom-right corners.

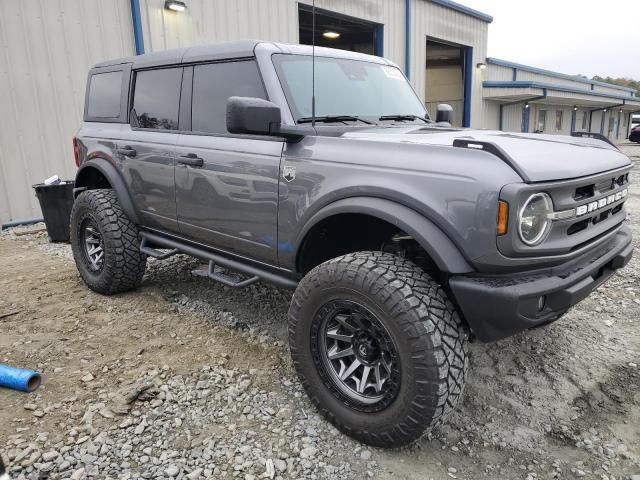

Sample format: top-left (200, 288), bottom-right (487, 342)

top-left (118, 66), bottom-right (184, 233)
top-left (175, 60), bottom-right (283, 265)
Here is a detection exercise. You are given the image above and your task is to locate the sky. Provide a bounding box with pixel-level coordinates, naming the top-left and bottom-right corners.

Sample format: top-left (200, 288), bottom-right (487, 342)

top-left (460, 0), bottom-right (639, 80)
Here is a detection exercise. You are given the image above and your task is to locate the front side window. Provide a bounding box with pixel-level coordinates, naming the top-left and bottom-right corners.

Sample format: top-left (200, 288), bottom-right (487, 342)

top-left (537, 110), bottom-right (547, 132)
top-left (132, 68), bottom-right (182, 130)
top-left (87, 71), bottom-right (122, 118)
top-left (555, 110), bottom-right (563, 131)
top-left (272, 54), bottom-right (427, 121)
top-left (191, 61), bottom-right (267, 134)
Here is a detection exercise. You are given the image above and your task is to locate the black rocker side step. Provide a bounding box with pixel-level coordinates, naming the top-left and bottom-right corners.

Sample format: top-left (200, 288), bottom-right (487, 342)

top-left (204, 261), bottom-right (259, 288)
top-left (139, 237), bottom-right (179, 259)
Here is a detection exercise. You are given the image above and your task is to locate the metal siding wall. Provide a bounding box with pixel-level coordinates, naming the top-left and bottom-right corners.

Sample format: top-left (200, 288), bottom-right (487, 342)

top-left (139, 0), bottom-right (299, 49)
top-left (410, 1), bottom-right (488, 128)
top-left (485, 64), bottom-right (512, 81)
top-left (138, 0), bottom-right (405, 69)
top-left (0, 0), bottom-right (134, 223)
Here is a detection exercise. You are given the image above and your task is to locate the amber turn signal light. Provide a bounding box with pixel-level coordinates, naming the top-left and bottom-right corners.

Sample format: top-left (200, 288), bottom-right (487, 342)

top-left (497, 200), bottom-right (508, 236)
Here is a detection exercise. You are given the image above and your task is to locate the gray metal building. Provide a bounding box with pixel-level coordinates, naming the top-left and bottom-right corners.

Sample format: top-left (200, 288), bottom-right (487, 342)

top-left (0, 0), bottom-right (637, 224)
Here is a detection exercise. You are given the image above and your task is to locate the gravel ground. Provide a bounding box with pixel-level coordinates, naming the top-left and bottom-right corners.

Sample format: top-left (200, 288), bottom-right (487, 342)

top-left (0, 143), bottom-right (639, 480)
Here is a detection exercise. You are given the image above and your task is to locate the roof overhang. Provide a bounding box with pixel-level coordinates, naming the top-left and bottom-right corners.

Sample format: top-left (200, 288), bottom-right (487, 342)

top-left (483, 81), bottom-right (640, 110)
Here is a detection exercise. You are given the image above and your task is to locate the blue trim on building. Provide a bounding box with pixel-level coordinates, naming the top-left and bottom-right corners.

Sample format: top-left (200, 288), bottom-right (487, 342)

top-left (512, 67), bottom-right (517, 81)
top-left (600, 110), bottom-right (606, 134)
top-left (130, 0), bottom-right (145, 55)
top-left (486, 58), bottom-right (637, 94)
top-left (404, 0), bottom-right (411, 79)
top-left (616, 110), bottom-right (621, 139)
top-left (570, 109), bottom-right (576, 133)
top-left (463, 46), bottom-right (473, 127)
top-left (499, 104), bottom-right (503, 130)
top-left (375, 23), bottom-right (384, 56)
top-left (483, 80), bottom-right (639, 102)
top-left (430, 0), bottom-right (493, 23)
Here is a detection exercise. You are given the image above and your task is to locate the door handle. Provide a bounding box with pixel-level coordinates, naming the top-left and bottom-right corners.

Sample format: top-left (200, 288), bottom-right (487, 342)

top-left (117, 146), bottom-right (137, 157)
top-left (178, 153), bottom-right (204, 167)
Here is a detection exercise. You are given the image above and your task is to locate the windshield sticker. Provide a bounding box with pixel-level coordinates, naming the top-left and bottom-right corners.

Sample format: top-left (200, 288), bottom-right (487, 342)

top-left (381, 66), bottom-right (405, 80)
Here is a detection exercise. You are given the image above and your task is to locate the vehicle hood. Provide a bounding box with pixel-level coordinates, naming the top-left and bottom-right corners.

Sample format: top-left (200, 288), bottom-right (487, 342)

top-left (343, 127), bottom-right (631, 182)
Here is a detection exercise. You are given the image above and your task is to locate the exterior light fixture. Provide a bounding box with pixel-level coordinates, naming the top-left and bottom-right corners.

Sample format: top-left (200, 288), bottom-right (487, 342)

top-left (476, 62), bottom-right (487, 69)
top-left (603, 109), bottom-right (608, 112)
top-left (524, 103), bottom-right (530, 109)
top-left (573, 106), bottom-right (577, 111)
top-left (165, 0), bottom-right (187, 11)
top-left (322, 31), bottom-right (340, 39)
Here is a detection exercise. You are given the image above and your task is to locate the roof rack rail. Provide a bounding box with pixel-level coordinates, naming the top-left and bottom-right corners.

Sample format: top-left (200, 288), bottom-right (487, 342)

top-left (570, 131), bottom-right (619, 150)
top-left (452, 138), bottom-right (529, 182)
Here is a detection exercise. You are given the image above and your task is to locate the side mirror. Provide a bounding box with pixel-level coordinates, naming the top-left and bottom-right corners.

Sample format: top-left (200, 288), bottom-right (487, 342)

top-left (226, 96), bottom-right (304, 141)
top-left (436, 103), bottom-right (453, 125)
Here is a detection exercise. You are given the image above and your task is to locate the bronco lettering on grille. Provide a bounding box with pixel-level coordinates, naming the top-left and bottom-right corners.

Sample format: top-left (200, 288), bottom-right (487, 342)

top-left (575, 188), bottom-right (628, 217)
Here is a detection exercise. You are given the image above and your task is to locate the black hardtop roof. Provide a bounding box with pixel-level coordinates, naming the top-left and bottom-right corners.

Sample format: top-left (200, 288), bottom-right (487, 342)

top-left (93, 39), bottom-right (262, 69)
top-left (91, 39), bottom-right (390, 70)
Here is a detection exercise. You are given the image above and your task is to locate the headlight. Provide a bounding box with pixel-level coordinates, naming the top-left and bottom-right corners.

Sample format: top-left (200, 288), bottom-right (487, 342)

top-left (518, 193), bottom-right (553, 245)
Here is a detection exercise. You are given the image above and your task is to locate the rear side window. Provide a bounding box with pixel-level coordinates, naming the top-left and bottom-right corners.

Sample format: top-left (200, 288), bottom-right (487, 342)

top-left (191, 61), bottom-right (266, 134)
top-left (87, 71), bottom-right (122, 118)
top-left (133, 68), bottom-right (182, 130)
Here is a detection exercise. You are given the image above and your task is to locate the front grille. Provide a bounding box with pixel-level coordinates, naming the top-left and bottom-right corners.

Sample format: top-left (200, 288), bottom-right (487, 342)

top-left (578, 173), bottom-right (629, 200)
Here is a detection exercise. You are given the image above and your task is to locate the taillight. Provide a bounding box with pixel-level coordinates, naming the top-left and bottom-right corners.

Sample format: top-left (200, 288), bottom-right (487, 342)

top-left (73, 137), bottom-right (80, 167)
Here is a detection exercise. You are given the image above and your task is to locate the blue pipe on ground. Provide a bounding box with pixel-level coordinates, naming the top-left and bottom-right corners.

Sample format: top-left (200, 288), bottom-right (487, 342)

top-left (1, 218), bottom-right (43, 230)
top-left (0, 364), bottom-right (42, 393)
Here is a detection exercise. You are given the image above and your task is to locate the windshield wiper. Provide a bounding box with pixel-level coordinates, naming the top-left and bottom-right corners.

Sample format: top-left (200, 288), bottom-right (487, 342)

top-left (297, 115), bottom-right (373, 125)
top-left (378, 114), bottom-right (431, 124)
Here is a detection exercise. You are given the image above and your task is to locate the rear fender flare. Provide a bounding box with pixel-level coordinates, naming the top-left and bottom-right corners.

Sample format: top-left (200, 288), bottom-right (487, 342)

top-left (74, 158), bottom-right (140, 225)
top-left (295, 197), bottom-right (473, 274)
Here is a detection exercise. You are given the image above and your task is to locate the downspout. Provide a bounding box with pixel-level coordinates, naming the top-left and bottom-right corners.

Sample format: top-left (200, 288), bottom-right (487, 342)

top-left (570, 109), bottom-right (576, 133)
top-left (130, 0), bottom-right (145, 55)
top-left (616, 109), bottom-right (621, 139)
top-left (404, 0), bottom-right (411, 80)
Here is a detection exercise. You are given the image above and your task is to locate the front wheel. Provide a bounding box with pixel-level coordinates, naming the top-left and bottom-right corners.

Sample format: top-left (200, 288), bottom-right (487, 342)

top-left (288, 251), bottom-right (469, 447)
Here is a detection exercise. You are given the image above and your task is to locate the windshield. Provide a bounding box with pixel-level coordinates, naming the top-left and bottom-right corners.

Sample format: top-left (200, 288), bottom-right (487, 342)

top-left (272, 54), bottom-right (428, 123)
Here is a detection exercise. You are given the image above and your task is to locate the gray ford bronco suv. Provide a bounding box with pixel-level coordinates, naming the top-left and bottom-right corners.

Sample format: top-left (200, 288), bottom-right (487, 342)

top-left (71, 40), bottom-right (633, 447)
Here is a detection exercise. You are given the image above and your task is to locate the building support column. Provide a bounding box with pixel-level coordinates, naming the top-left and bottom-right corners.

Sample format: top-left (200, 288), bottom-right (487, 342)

top-left (600, 110), bottom-right (606, 135)
top-left (570, 108), bottom-right (576, 133)
top-left (521, 104), bottom-right (530, 133)
top-left (130, 0), bottom-right (145, 55)
top-left (463, 47), bottom-right (473, 127)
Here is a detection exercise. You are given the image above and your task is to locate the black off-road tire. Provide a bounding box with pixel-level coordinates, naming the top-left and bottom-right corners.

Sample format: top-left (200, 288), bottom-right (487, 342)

top-left (70, 189), bottom-right (146, 295)
top-left (289, 251), bottom-right (469, 448)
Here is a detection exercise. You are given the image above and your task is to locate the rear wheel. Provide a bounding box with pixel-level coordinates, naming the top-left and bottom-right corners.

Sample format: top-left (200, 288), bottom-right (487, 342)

top-left (70, 189), bottom-right (146, 294)
top-left (289, 251), bottom-right (469, 447)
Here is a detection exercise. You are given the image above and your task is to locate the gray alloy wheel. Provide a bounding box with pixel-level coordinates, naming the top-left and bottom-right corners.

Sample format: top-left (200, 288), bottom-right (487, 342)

top-left (80, 218), bottom-right (105, 272)
top-left (316, 299), bottom-right (401, 411)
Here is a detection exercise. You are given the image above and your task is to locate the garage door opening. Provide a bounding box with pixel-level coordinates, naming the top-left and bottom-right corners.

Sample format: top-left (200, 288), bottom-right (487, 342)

top-left (298, 5), bottom-right (382, 56)
top-left (425, 39), bottom-right (469, 127)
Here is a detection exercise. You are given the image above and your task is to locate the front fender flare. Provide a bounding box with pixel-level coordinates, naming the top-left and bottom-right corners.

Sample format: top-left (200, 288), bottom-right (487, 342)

top-left (74, 159), bottom-right (140, 225)
top-left (295, 197), bottom-right (473, 274)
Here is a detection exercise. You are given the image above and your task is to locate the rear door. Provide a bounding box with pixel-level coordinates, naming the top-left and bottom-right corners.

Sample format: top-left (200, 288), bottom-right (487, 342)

top-left (117, 66), bottom-right (183, 233)
top-left (175, 60), bottom-right (283, 265)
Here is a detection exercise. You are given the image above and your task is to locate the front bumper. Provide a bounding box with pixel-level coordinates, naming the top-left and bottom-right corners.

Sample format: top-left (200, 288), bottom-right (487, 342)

top-left (449, 225), bottom-right (633, 342)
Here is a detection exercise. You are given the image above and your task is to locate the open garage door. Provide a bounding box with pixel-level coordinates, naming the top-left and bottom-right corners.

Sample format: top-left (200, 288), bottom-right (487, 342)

top-left (425, 39), bottom-right (468, 127)
top-left (298, 5), bottom-right (382, 56)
